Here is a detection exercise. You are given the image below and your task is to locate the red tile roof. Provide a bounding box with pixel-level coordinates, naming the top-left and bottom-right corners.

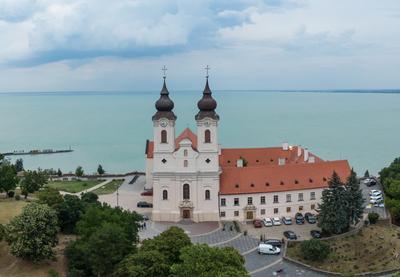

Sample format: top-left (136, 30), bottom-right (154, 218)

top-left (219, 160), bottom-right (351, 195)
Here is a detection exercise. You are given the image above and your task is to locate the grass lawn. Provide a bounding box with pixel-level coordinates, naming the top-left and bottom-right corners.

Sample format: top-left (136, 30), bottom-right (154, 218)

top-left (0, 199), bottom-right (71, 276)
top-left (46, 180), bottom-right (103, 193)
top-left (286, 222), bottom-right (400, 274)
top-left (93, 179), bottom-right (124, 195)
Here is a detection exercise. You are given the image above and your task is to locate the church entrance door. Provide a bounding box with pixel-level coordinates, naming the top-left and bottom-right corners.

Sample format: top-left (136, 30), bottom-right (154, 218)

top-left (246, 211), bottom-right (253, 220)
top-left (182, 210), bottom-right (191, 219)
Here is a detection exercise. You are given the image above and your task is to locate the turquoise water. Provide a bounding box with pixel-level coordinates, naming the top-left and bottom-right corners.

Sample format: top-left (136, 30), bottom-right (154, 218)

top-left (0, 91), bottom-right (399, 175)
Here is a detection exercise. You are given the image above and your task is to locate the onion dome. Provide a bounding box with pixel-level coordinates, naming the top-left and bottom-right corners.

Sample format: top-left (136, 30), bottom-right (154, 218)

top-left (195, 78), bottom-right (219, 120)
top-left (152, 77), bottom-right (177, 121)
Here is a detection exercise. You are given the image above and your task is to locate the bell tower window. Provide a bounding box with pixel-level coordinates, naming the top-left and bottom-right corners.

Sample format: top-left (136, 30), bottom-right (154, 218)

top-left (205, 129), bottom-right (211, 143)
top-left (205, 190), bottom-right (210, 200)
top-left (184, 160), bottom-right (188, 167)
top-left (162, 190), bottom-right (168, 200)
top-left (183, 184), bottom-right (190, 200)
top-left (161, 130), bottom-right (167, 143)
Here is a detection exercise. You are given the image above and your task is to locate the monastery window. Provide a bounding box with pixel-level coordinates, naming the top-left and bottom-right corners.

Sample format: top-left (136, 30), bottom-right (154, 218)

top-left (220, 211), bottom-right (226, 217)
top-left (161, 130), bottom-right (167, 143)
top-left (205, 129), bottom-right (211, 143)
top-left (162, 190), bottom-right (168, 200)
top-left (298, 193), bottom-right (304, 201)
top-left (227, 160), bottom-right (231, 164)
top-left (250, 183), bottom-right (255, 187)
top-left (260, 196), bottom-right (266, 205)
top-left (280, 181), bottom-right (284, 185)
top-left (184, 160), bottom-right (188, 167)
top-left (265, 182), bottom-right (270, 186)
top-left (323, 177), bottom-right (327, 182)
top-left (184, 149), bottom-right (188, 157)
top-left (273, 195), bottom-right (279, 203)
top-left (234, 211), bottom-right (239, 217)
top-left (310, 192), bottom-right (316, 200)
top-left (299, 206), bottom-right (303, 211)
top-left (309, 178), bottom-right (313, 183)
top-left (274, 208), bottom-right (278, 214)
top-left (183, 184), bottom-right (190, 200)
top-left (235, 184), bottom-right (239, 188)
top-left (205, 190), bottom-right (210, 200)
top-left (311, 204), bottom-right (316, 210)
top-left (221, 198), bottom-right (226, 206)
top-left (234, 198), bottom-right (240, 206)
top-left (261, 209), bottom-right (265, 215)
top-left (294, 179), bottom-right (299, 184)
top-left (286, 207), bottom-right (291, 213)
top-left (286, 194), bottom-right (292, 202)
top-left (247, 197), bottom-right (253, 205)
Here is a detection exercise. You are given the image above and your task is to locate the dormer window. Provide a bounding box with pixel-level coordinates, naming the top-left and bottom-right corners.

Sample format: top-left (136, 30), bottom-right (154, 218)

top-left (309, 178), bottom-right (313, 183)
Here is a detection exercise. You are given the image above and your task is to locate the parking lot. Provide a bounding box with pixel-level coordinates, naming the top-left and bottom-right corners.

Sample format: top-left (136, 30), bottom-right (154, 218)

top-left (360, 177), bottom-right (388, 219)
top-left (242, 217), bottom-right (321, 241)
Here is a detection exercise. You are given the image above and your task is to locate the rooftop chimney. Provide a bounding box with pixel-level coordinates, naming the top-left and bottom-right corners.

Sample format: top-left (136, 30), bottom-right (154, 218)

top-left (278, 158), bottom-right (286, 165)
top-left (304, 148), bottom-right (309, 162)
top-left (308, 156), bottom-right (315, 163)
top-left (236, 159), bottom-right (244, 168)
top-left (282, 142), bottom-right (289, 151)
top-left (297, 145), bottom-right (302, 157)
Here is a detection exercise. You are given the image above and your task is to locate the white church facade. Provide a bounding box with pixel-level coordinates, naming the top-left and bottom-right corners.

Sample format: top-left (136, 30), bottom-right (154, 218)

top-left (145, 76), bottom-right (351, 222)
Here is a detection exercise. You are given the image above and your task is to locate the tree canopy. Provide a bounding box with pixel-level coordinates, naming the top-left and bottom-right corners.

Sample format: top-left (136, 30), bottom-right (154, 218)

top-left (0, 158), bottom-right (18, 195)
top-left (97, 164), bottom-right (105, 175)
top-left (345, 169), bottom-right (364, 225)
top-left (37, 187), bottom-right (64, 208)
top-left (75, 166), bottom-right (84, 177)
top-left (5, 203), bottom-right (59, 262)
top-left (300, 239), bottom-right (330, 261)
top-left (380, 157), bottom-right (400, 223)
top-left (20, 170), bottom-right (48, 198)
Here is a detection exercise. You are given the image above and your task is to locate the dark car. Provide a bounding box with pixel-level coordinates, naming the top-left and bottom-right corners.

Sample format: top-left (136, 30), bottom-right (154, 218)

top-left (283, 231), bottom-right (297, 240)
top-left (263, 239), bottom-right (282, 247)
top-left (367, 179), bottom-right (377, 187)
top-left (253, 219), bottom-right (263, 228)
top-left (295, 212), bottom-right (305, 224)
top-left (310, 230), bottom-right (322, 239)
top-left (141, 189), bottom-right (153, 196)
top-left (137, 201), bottom-right (153, 208)
top-left (305, 213), bottom-right (317, 224)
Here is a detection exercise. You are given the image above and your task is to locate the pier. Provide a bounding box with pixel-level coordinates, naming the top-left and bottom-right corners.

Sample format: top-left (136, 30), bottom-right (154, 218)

top-left (1, 148), bottom-right (73, 156)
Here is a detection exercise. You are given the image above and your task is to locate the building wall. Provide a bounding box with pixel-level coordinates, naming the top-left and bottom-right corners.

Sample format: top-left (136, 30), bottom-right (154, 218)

top-left (145, 157), bottom-right (153, 189)
top-left (219, 188), bottom-right (323, 221)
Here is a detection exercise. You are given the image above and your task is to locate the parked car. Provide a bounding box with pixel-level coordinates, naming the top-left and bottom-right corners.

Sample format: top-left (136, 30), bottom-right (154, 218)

top-left (253, 219), bottom-right (263, 228)
top-left (369, 190), bottom-right (382, 197)
top-left (367, 179), bottom-right (377, 186)
top-left (141, 189), bottom-right (153, 196)
top-left (305, 213), bottom-right (317, 224)
top-left (295, 213), bottom-right (305, 224)
top-left (363, 178), bottom-right (371, 184)
top-left (263, 239), bottom-right (282, 247)
top-left (263, 217), bottom-right (273, 227)
top-left (257, 243), bottom-right (281, 255)
top-left (282, 216), bottom-right (292, 225)
top-left (137, 201), bottom-right (153, 208)
top-left (310, 230), bottom-right (322, 239)
top-left (283, 230), bottom-right (297, 240)
top-left (369, 197), bottom-right (383, 204)
top-left (272, 217), bottom-right (281, 226)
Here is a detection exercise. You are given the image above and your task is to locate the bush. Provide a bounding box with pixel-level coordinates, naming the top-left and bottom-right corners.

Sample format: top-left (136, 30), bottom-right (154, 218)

top-left (368, 212), bottom-right (379, 224)
top-left (300, 239), bottom-right (330, 261)
top-left (48, 268), bottom-right (59, 277)
top-left (14, 194), bottom-right (20, 201)
top-left (0, 224), bottom-right (5, 241)
top-left (7, 191), bottom-right (15, 198)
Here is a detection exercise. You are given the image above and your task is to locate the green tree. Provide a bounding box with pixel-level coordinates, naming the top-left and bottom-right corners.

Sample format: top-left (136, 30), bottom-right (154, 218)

top-left (385, 179), bottom-right (400, 199)
top-left (5, 203), bottom-right (58, 262)
top-left (37, 187), bottom-right (64, 208)
top-left (171, 244), bottom-right (249, 277)
top-left (75, 166), bottom-right (84, 177)
top-left (57, 168), bottom-right (63, 177)
top-left (380, 157), bottom-right (400, 185)
top-left (14, 159), bottom-right (24, 172)
top-left (20, 170), bottom-right (48, 199)
top-left (346, 169), bottom-right (364, 225)
top-left (113, 250), bottom-right (169, 277)
top-left (56, 194), bottom-right (85, 233)
top-left (300, 239), bottom-right (330, 261)
top-left (317, 171), bottom-right (349, 234)
top-left (141, 226), bottom-right (192, 265)
top-left (368, 212), bottom-right (379, 224)
top-left (81, 191), bottom-right (99, 204)
top-left (0, 159), bottom-right (18, 196)
top-left (364, 170), bottom-right (370, 178)
top-left (386, 198), bottom-right (400, 222)
top-left (97, 164), bottom-right (105, 175)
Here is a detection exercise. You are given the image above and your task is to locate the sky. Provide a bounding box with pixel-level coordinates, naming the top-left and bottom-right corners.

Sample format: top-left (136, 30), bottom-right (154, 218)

top-left (0, 0), bottom-right (400, 92)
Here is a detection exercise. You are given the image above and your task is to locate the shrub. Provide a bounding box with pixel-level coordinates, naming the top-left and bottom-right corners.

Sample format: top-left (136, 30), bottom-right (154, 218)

top-left (368, 212), bottom-right (379, 224)
top-left (300, 239), bottom-right (330, 261)
top-left (7, 191), bottom-right (15, 198)
top-left (14, 195), bottom-right (20, 201)
top-left (0, 224), bottom-right (5, 241)
top-left (48, 268), bottom-right (59, 277)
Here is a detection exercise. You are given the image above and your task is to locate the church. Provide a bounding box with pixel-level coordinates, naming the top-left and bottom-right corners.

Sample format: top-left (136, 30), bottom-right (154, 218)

top-left (145, 74), bottom-right (351, 222)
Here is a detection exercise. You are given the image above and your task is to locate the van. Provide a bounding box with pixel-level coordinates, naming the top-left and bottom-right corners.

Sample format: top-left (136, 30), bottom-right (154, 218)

top-left (257, 243), bottom-right (281, 255)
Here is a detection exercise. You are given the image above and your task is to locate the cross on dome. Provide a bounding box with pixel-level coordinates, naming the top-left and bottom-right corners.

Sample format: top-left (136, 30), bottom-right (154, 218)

top-left (162, 65), bottom-right (167, 79)
top-left (205, 65), bottom-right (210, 78)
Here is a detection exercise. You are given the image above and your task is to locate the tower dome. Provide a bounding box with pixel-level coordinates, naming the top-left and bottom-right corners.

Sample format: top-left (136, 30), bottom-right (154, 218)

top-left (152, 77), bottom-right (177, 121)
top-left (195, 77), bottom-right (219, 120)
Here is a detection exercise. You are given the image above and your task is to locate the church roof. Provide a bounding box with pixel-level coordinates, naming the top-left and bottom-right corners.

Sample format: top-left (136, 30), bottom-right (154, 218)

top-left (195, 78), bottom-right (219, 121)
top-left (152, 78), bottom-right (177, 121)
top-left (219, 160), bottom-right (351, 195)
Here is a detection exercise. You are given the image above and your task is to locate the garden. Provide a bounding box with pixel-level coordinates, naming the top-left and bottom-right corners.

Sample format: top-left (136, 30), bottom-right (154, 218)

top-left (46, 180), bottom-right (103, 193)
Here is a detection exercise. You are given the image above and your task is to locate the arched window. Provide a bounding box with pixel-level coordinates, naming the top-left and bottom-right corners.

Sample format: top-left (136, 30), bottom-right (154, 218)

top-left (205, 129), bottom-right (211, 143)
top-left (183, 184), bottom-right (190, 200)
top-left (162, 190), bottom-right (168, 200)
top-left (183, 149), bottom-right (188, 157)
top-left (184, 160), bottom-right (188, 167)
top-left (205, 189), bottom-right (210, 200)
top-left (161, 130), bottom-right (167, 143)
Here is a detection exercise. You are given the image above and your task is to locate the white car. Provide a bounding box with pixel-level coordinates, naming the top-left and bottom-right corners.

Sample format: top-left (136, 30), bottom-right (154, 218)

top-left (257, 243), bottom-right (281, 255)
top-left (370, 194), bottom-right (383, 200)
top-left (374, 202), bottom-right (385, 208)
top-left (370, 197), bottom-right (383, 204)
top-left (272, 217), bottom-right (281, 226)
top-left (369, 190), bottom-right (382, 197)
top-left (263, 217), bottom-right (273, 227)
top-left (363, 178), bottom-right (371, 184)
